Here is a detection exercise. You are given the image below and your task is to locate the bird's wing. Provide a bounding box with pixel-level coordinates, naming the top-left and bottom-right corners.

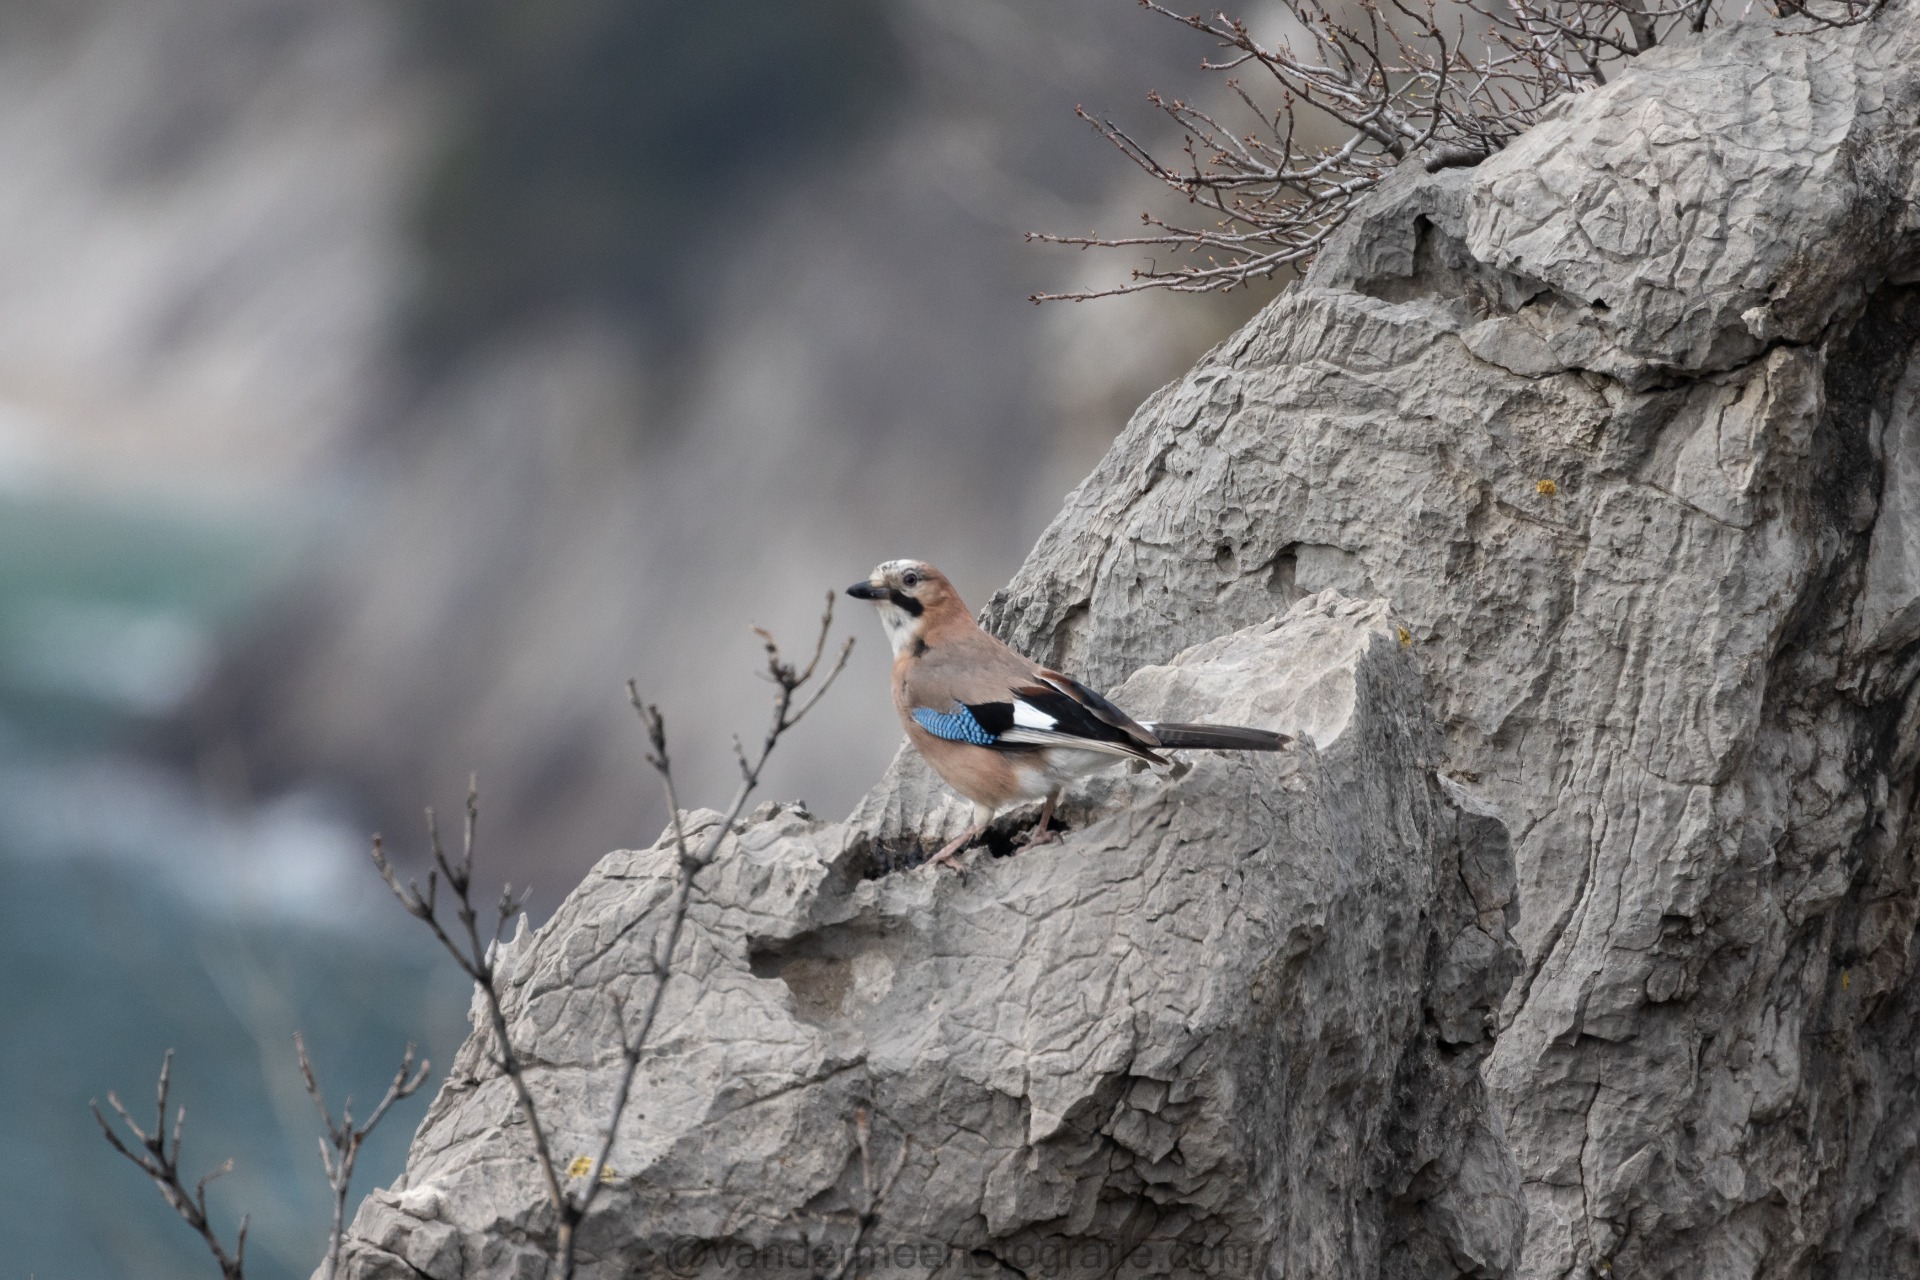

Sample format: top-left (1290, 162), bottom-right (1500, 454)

top-left (994, 725), bottom-right (1166, 762)
top-left (897, 620), bottom-right (1165, 763)
top-left (1001, 678), bottom-right (1165, 764)
top-left (1029, 670), bottom-right (1163, 748)
top-left (909, 692), bottom-right (1167, 765)
top-left (909, 703), bottom-right (1006, 747)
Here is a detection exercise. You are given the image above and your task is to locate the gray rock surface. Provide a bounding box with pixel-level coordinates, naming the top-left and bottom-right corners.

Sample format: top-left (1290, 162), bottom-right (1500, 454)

top-left (340, 597), bottom-right (1521, 1279)
top-left (343, 9), bottom-right (1920, 1279)
top-left (978, 12), bottom-right (1920, 1278)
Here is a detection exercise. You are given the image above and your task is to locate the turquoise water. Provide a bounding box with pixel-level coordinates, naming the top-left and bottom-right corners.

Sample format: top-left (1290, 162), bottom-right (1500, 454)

top-left (0, 491), bottom-right (469, 1279)
top-left (0, 493), bottom-right (277, 750)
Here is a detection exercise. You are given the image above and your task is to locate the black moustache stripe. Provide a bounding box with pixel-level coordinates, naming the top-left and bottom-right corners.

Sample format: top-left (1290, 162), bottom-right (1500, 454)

top-left (888, 589), bottom-right (924, 617)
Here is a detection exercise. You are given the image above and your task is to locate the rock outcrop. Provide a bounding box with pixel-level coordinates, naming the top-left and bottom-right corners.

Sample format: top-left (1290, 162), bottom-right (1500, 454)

top-left (981, 13), bottom-right (1920, 1277)
top-left (341, 598), bottom-right (1522, 1278)
top-left (342, 9), bottom-right (1920, 1278)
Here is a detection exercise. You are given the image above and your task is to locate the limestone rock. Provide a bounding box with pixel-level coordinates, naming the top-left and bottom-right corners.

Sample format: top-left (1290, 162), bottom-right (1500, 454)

top-left (337, 598), bottom-right (1522, 1279)
top-left (977, 12), bottom-right (1920, 1277)
top-left (344, 9), bottom-right (1920, 1278)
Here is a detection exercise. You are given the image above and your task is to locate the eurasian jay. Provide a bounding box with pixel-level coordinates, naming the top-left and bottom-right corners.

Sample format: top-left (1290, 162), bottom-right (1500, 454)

top-left (848, 559), bottom-right (1290, 870)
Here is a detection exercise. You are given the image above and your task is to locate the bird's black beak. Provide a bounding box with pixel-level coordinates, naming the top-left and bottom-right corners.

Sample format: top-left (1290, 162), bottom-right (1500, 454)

top-left (846, 581), bottom-right (885, 600)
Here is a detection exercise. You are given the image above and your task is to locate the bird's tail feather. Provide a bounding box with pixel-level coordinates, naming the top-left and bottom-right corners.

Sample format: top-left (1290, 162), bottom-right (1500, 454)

top-left (1145, 722), bottom-right (1291, 751)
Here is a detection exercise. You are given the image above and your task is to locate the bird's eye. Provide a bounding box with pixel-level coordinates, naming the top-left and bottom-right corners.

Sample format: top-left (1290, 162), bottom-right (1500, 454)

top-left (901, 570), bottom-right (922, 588)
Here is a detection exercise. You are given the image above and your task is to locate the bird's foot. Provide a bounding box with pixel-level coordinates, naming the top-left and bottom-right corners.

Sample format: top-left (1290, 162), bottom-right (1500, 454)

top-left (927, 827), bottom-right (980, 874)
top-left (1014, 791), bottom-right (1064, 853)
top-left (929, 848), bottom-right (969, 873)
top-left (1016, 823), bottom-right (1061, 851)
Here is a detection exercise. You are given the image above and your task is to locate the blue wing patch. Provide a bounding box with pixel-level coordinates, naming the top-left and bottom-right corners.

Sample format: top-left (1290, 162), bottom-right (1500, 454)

top-left (912, 703), bottom-right (998, 746)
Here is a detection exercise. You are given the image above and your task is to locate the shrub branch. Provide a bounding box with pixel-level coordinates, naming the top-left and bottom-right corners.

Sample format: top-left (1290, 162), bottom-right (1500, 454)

top-left (92, 1052), bottom-right (249, 1280)
top-left (297, 1034), bottom-right (432, 1280)
top-left (374, 592), bottom-right (852, 1279)
top-left (1030, 0), bottom-right (1888, 299)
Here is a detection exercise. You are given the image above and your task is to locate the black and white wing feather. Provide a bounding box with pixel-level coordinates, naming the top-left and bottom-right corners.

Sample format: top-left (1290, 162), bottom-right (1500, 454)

top-left (910, 666), bottom-right (1288, 761)
top-left (993, 674), bottom-right (1167, 764)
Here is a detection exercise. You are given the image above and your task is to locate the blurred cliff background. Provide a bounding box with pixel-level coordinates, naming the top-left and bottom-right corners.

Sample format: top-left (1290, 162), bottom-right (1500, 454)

top-left (0, 0), bottom-right (1268, 1275)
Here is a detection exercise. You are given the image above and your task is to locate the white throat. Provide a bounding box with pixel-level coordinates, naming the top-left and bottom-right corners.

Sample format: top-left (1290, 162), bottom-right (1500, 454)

top-left (875, 603), bottom-right (925, 656)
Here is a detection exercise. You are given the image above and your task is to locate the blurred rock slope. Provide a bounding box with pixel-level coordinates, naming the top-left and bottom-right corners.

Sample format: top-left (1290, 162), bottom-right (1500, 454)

top-left (0, 0), bottom-right (1262, 886)
top-left (145, 0), bottom-right (1259, 885)
top-left (0, 0), bottom-right (417, 497)
top-left (340, 597), bottom-right (1527, 1280)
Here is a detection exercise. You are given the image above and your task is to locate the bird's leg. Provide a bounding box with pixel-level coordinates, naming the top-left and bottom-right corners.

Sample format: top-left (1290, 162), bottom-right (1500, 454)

top-left (929, 804), bottom-right (995, 872)
top-left (1017, 789), bottom-right (1063, 850)
top-left (928, 825), bottom-right (981, 872)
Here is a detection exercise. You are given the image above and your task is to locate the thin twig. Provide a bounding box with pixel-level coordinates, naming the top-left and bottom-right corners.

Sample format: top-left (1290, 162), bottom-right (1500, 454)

top-left (572, 594), bottom-right (854, 1245)
top-left (788, 1107), bottom-right (913, 1280)
top-left (820, 1108), bottom-right (912, 1280)
top-left (296, 1034), bottom-right (431, 1280)
top-left (374, 593), bottom-right (851, 1280)
top-left (1030, 0), bottom-right (1882, 299)
top-left (372, 783), bottom-right (564, 1256)
top-left (92, 1052), bottom-right (249, 1280)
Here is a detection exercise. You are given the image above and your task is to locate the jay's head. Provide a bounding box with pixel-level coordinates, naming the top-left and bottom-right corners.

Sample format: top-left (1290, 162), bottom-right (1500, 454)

top-left (847, 559), bottom-right (963, 654)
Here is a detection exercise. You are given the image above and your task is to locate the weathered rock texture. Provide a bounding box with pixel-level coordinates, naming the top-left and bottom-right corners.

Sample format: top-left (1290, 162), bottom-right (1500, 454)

top-left (344, 9), bottom-right (1920, 1279)
top-left (978, 14), bottom-right (1920, 1277)
top-left (342, 597), bottom-right (1523, 1278)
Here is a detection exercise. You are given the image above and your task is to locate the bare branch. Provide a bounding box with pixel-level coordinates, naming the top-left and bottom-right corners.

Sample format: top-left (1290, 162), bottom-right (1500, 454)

top-left (297, 1034), bottom-right (431, 1280)
top-left (378, 596), bottom-right (851, 1279)
top-left (372, 791), bottom-right (569, 1263)
top-left (1772, 0), bottom-right (1887, 29)
top-left (568, 592), bottom-right (855, 1258)
top-left (820, 1108), bottom-right (913, 1280)
top-left (1031, 0), bottom-right (1882, 298)
top-left (785, 1107), bottom-right (914, 1280)
top-left (92, 1052), bottom-right (249, 1280)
